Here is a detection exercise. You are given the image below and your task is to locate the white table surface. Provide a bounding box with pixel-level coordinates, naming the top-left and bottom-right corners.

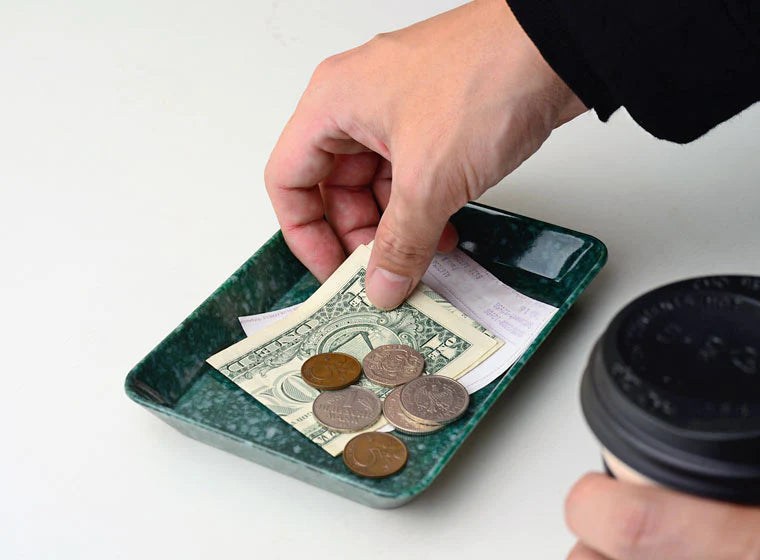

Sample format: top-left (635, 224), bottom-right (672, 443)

top-left (2, 1), bottom-right (758, 558)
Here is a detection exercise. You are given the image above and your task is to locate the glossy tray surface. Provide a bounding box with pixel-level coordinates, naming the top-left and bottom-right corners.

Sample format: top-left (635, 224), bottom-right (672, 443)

top-left (125, 202), bottom-right (607, 507)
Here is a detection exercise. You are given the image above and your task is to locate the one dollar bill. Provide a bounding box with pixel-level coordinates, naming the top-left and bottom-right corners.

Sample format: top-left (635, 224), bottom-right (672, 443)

top-left (207, 245), bottom-right (501, 456)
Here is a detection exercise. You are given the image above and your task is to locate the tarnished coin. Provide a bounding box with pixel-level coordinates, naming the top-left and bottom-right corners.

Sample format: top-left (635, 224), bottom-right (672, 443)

top-left (363, 344), bottom-right (424, 387)
top-left (382, 387), bottom-right (442, 436)
top-left (343, 432), bottom-right (408, 478)
top-left (312, 386), bottom-right (382, 432)
top-left (301, 352), bottom-right (362, 390)
top-left (399, 375), bottom-right (469, 425)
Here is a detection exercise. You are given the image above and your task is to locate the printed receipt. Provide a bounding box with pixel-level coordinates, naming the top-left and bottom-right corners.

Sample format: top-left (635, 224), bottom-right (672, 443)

top-left (238, 249), bottom-right (557, 394)
top-left (238, 304), bottom-right (300, 335)
top-left (421, 250), bottom-right (557, 393)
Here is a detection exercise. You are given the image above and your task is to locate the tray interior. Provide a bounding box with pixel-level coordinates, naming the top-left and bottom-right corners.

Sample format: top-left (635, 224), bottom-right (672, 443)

top-left (125, 202), bottom-right (607, 505)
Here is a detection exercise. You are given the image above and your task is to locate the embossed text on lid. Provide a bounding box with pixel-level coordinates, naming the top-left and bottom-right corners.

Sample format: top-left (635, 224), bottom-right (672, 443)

top-left (608, 280), bottom-right (760, 431)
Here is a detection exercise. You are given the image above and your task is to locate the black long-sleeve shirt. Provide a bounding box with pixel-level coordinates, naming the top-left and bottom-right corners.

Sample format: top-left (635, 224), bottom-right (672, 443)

top-left (508, 1), bottom-right (760, 142)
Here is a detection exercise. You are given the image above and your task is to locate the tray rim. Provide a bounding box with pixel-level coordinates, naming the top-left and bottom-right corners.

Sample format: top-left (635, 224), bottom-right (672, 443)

top-left (124, 202), bottom-right (608, 506)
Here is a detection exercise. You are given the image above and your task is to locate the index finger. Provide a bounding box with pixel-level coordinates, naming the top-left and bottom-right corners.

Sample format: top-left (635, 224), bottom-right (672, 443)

top-left (264, 110), bottom-right (366, 282)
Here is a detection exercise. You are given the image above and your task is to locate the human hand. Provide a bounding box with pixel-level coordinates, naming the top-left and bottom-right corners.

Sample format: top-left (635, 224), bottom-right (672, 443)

top-left (265, 0), bottom-right (586, 309)
top-left (565, 473), bottom-right (760, 559)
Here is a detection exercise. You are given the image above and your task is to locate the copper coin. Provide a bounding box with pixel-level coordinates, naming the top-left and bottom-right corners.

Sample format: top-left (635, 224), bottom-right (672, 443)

top-left (312, 386), bottom-right (382, 432)
top-left (399, 375), bottom-right (469, 425)
top-left (363, 344), bottom-right (424, 387)
top-left (301, 352), bottom-right (362, 390)
top-left (382, 386), bottom-right (442, 436)
top-left (343, 432), bottom-right (408, 478)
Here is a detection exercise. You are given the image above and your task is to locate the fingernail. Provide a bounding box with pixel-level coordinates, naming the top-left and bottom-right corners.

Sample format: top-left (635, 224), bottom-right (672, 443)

top-left (366, 267), bottom-right (412, 310)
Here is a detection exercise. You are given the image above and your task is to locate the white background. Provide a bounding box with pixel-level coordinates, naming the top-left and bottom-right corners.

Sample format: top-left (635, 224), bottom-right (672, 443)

top-left (2, 1), bottom-right (758, 558)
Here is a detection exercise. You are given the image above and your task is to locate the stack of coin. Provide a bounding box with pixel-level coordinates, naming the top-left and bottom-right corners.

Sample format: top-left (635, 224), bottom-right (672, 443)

top-left (382, 386), bottom-right (442, 435)
top-left (363, 344), bottom-right (451, 435)
top-left (344, 375), bottom-right (469, 477)
top-left (302, 345), bottom-right (470, 478)
top-left (386, 375), bottom-right (469, 435)
top-left (399, 375), bottom-right (470, 424)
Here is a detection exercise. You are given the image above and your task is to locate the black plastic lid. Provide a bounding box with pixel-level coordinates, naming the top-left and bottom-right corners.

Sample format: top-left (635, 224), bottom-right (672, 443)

top-left (581, 276), bottom-right (760, 504)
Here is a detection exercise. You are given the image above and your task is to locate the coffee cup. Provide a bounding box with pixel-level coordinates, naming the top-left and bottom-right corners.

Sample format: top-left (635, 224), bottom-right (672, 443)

top-left (580, 276), bottom-right (760, 503)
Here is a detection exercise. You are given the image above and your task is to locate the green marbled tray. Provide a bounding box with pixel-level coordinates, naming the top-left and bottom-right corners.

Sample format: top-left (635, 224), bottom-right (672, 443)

top-left (124, 202), bottom-right (607, 508)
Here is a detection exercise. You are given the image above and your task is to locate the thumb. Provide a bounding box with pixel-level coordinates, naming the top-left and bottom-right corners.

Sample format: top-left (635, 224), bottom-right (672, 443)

top-left (565, 473), bottom-right (760, 560)
top-left (365, 181), bottom-right (452, 310)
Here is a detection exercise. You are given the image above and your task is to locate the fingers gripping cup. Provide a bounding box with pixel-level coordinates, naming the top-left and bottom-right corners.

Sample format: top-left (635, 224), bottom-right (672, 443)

top-left (581, 276), bottom-right (760, 504)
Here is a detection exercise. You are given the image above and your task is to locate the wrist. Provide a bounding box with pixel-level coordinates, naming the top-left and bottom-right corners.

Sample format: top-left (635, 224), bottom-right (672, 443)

top-left (501, 0), bottom-right (587, 126)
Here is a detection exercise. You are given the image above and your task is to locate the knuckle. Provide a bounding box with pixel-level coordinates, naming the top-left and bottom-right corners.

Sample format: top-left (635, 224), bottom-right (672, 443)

top-left (310, 54), bottom-right (342, 84)
top-left (369, 31), bottom-right (399, 50)
top-left (368, 30), bottom-right (408, 59)
top-left (315, 54), bottom-right (338, 74)
top-left (263, 156), bottom-right (287, 198)
top-left (305, 53), bottom-right (352, 106)
top-left (263, 159), bottom-right (276, 192)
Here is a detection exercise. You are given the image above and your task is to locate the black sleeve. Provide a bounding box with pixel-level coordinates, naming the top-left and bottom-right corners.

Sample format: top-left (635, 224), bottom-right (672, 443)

top-left (508, 0), bottom-right (760, 143)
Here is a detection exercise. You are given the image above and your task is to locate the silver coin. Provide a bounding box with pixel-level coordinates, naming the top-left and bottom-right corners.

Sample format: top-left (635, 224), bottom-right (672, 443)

top-left (382, 387), bottom-right (442, 436)
top-left (363, 344), bottom-right (425, 387)
top-left (399, 376), bottom-right (469, 425)
top-left (312, 386), bottom-right (382, 433)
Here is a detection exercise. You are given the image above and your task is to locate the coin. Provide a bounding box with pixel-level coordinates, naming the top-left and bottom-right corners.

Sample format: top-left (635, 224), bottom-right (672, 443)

top-left (382, 386), bottom-right (442, 435)
top-left (301, 352), bottom-right (362, 390)
top-left (399, 375), bottom-right (469, 425)
top-left (312, 386), bottom-right (382, 432)
top-left (343, 432), bottom-right (408, 478)
top-left (362, 344), bottom-right (425, 387)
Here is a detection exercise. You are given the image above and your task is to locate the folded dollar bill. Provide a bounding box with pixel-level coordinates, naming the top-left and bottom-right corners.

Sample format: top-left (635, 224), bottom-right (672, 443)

top-left (208, 244), bottom-right (502, 456)
top-left (240, 248), bottom-right (558, 394)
